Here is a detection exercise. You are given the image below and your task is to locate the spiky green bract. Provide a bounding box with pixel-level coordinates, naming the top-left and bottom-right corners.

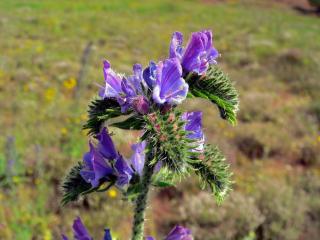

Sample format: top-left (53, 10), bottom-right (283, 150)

top-left (61, 162), bottom-right (94, 205)
top-left (61, 162), bottom-right (116, 205)
top-left (188, 144), bottom-right (233, 204)
top-left (142, 110), bottom-right (198, 175)
top-left (151, 167), bottom-right (176, 187)
top-left (83, 97), bottom-right (127, 135)
top-left (188, 65), bottom-right (239, 125)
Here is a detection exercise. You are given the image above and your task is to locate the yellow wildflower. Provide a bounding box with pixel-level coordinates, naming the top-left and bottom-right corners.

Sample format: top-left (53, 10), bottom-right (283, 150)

top-left (12, 176), bottom-right (20, 184)
top-left (61, 127), bottom-right (68, 135)
top-left (63, 77), bottom-right (77, 90)
top-left (43, 229), bottom-right (52, 240)
top-left (45, 88), bottom-right (56, 101)
top-left (0, 69), bottom-right (4, 78)
top-left (36, 45), bottom-right (44, 53)
top-left (108, 189), bottom-right (117, 198)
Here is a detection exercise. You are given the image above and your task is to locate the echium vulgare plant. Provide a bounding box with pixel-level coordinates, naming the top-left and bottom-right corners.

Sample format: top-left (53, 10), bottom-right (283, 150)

top-left (62, 30), bottom-right (239, 240)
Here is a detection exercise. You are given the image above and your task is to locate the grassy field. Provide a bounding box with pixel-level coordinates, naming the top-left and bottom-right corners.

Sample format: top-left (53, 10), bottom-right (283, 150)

top-left (0, 0), bottom-right (319, 239)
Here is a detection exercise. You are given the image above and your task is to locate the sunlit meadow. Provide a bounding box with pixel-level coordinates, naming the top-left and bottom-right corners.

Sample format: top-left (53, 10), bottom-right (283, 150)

top-left (0, 0), bottom-right (319, 239)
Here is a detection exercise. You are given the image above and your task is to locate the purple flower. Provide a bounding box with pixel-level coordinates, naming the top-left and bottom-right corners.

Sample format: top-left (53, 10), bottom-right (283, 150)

top-left (143, 61), bottom-right (157, 88)
top-left (128, 63), bottom-right (144, 93)
top-left (96, 128), bottom-right (118, 160)
top-left (62, 219), bottom-right (192, 240)
top-left (182, 111), bottom-right (205, 152)
top-left (170, 30), bottom-right (219, 75)
top-left (130, 141), bottom-right (147, 176)
top-left (119, 64), bottom-right (146, 113)
top-left (103, 229), bottom-right (112, 240)
top-left (100, 61), bottom-right (150, 114)
top-left (153, 58), bottom-right (188, 105)
top-left (80, 128), bottom-right (138, 188)
top-left (62, 217), bottom-right (112, 240)
top-left (99, 60), bottom-right (124, 99)
top-left (145, 225), bottom-right (193, 240)
top-left (72, 217), bottom-right (92, 240)
top-left (165, 225), bottom-right (193, 240)
top-left (80, 142), bottom-right (114, 188)
top-left (125, 64), bottom-right (151, 114)
top-left (62, 235), bottom-right (69, 240)
top-left (114, 155), bottom-right (134, 187)
top-left (131, 95), bottom-right (150, 115)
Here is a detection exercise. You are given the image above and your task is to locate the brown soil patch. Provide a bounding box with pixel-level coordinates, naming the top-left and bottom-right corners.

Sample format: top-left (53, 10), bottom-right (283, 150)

top-left (273, 0), bottom-right (311, 8)
top-left (202, 0), bottom-right (313, 9)
top-left (202, 0), bottom-right (320, 16)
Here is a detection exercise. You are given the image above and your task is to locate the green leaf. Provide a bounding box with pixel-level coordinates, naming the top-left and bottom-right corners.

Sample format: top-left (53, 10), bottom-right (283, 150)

top-left (188, 65), bottom-right (239, 125)
top-left (83, 97), bottom-right (127, 135)
top-left (151, 167), bottom-right (176, 187)
top-left (110, 115), bottom-right (145, 130)
top-left (152, 180), bottom-right (175, 187)
top-left (61, 162), bottom-right (95, 205)
top-left (188, 144), bottom-right (233, 203)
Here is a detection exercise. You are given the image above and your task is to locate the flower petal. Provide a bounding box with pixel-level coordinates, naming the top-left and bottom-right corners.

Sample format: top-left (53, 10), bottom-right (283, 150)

top-left (170, 31), bottom-right (184, 59)
top-left (61, 234), bottom-right (69, 240)
top-left (103, 229), bottom-right (112, 240)
top-left (182, 111), bottom-right (205, 152)
top-left (130, 141), bottom-right (146, 176)
top-left (80, 137), bottom-right (114, 188)
top-left (83, 142), bottom-right (95, 170)
top-left (181, 33), bottom-right (203, 73)
top-left (101, 60), bottom-right (123, 98)
top-left (114, 156), bottom-right (134, 187)
top-left (97, 128), bottom-right (118, 160)
top-left (172, 30), bottom-right (219, 75)
top-left (153, 58), bottom-right (188, 105)
top-left (72, 217), bottom-right (92, 240)
top-left (143, 61), bottom-right (157, 88)
top-left (165, 225), bottom-right (193, 240)
top-left (79, 169), bottom-right (95, 184)
top-left (91, 150), bottom-right (113, 187)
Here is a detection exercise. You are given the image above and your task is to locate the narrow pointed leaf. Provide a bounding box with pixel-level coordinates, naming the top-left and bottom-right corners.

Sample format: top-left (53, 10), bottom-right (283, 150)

top-left (188, 65), bottom-right (239, 125)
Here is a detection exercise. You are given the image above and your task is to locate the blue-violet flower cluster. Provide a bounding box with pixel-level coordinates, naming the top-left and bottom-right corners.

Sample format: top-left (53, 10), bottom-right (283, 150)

top-left (66, 29), bottom-right (223, 240)
top-left (81, 30), bottom-right (216, 190)
top-left (63, 217), bottom-right (193, 240)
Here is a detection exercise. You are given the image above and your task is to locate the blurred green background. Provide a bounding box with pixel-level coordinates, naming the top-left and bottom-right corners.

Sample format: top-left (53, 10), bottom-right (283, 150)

top-left (0, 0), bottom-right (319, 239)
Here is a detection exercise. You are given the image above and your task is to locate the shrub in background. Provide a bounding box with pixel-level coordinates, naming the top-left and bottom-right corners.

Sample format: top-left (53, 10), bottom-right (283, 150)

top-left (176, 191), bottom-right (264, 240)
top-left (253, 179), bottom-right (308, 240)
top-left (308, 0), bottom-right (320, 9)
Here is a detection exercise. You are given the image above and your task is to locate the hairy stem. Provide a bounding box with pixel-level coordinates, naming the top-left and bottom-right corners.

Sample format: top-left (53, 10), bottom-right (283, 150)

top-left (131, 149), bottom-right (155, 240)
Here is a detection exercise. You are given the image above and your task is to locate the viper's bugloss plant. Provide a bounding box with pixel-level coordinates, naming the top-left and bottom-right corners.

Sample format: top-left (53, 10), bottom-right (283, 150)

top-left (62, 30), bottom-right (239, 240)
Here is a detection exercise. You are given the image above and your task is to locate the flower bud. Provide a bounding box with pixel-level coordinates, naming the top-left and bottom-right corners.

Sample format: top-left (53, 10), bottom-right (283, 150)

top-left (132, 96), bottom-right (150, 115)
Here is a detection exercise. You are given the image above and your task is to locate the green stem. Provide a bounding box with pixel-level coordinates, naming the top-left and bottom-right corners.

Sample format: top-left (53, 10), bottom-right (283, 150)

top-left (131, 150), bottom-right (155, 240)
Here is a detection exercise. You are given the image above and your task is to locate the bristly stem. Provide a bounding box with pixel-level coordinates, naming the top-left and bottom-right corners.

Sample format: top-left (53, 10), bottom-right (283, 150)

top-left (131, 146), bottom-right (155, 240)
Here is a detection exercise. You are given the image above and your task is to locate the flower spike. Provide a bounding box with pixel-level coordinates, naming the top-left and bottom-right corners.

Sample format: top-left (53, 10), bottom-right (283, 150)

top-left (63, 29), bottom-right (236, 240)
